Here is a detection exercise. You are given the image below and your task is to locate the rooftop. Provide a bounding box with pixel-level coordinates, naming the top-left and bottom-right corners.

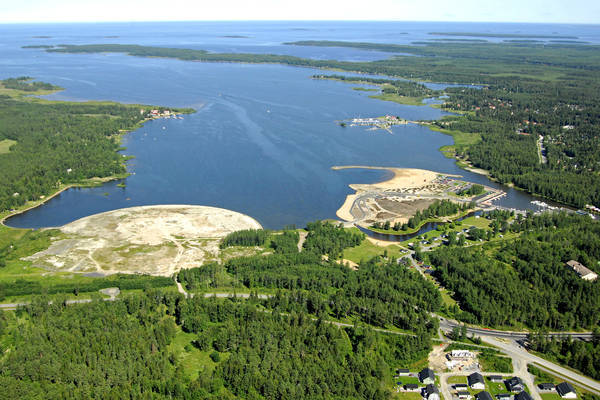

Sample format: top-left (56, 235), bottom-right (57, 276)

top-left (566, 260), bottom-right (598, 280)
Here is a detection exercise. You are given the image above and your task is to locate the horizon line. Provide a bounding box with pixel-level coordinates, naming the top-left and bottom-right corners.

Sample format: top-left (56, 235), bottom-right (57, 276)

top-left (0, 19), bottom-right (598, 26)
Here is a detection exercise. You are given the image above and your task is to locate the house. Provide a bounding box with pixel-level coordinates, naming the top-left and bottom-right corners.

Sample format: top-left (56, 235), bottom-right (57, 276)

top-left (556, 382), bottom-right (577, 399)
top-left (476, 391), bottom-right (494, 400)
top-left (458, 391), bottom-right (472, 400)
top-left (538, 383), bottom-right (555, 391)
top-left (419, 368), bottom-right (435, 385)
top-left (496, 394), bottom-right (512, 400)
top-left (404, 384), bottom-right (420, 391)
top-left (397, 368), bottom-right (410, 376)
top-left (566, 260), bottom-right (598, 281)
top-left (515, 391), bottom-right (533, 400)
top-left (469, 373), bottom-right (486, 390)
top-left (424, 384), bottom-right (440, 400)
top-left (454, 384), bottom-right (470, 391)
top-left (449, 350), bottom-right (475, 360)
top-left (488, 376), bottom-right (504, 383)
top-left (506, 377), bottom-right (525, 392)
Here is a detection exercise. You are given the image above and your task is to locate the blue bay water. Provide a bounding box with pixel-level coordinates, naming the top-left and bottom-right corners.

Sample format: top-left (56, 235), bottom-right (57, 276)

top-left (0, 21), bottom-right (590, 229)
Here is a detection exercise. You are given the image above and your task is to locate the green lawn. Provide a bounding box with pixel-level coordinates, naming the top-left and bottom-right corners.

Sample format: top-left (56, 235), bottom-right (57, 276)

top-left (343, 238), bottom-right (406, 264)
top-left (392, 392), bottom-right (423, 400)
top-left (0, 139), bottom-right (17, 154)
top-left (540, 394), bottom-right (562, 400)
top-left (487, 379), bottom-right (512, 396)
top-left (448, 376), bottom-right (467, 384)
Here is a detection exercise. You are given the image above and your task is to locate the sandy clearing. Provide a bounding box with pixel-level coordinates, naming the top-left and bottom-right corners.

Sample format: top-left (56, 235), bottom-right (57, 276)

top-left (366, 237), bottom-right (405, 247)
top-left (25, 205), bottom-right (262, 276)
top-left (333, 166), bottom-right (441, 222)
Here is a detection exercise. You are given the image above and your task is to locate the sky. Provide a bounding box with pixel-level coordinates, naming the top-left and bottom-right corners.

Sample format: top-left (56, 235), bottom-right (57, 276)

top-left (1, 0), bottom-right (599, 24)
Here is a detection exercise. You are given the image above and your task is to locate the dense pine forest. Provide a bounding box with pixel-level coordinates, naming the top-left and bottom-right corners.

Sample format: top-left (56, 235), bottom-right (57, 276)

top-left (528, 333), bottom-right (600, 380)
top-left (0, 287), bottom-right (432, 399)
top-left (429, 212), bottom-right (600, 330)
top-left (43, 41), bottom-right (600, 207)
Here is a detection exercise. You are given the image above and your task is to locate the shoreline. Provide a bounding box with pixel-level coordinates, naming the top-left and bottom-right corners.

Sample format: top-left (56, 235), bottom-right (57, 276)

top-left (332, 166), bottom-right (448, 223)
top-left (0, 175), bottom-right (128, 227)
top-left (0, 82), bottom-right (195, 229)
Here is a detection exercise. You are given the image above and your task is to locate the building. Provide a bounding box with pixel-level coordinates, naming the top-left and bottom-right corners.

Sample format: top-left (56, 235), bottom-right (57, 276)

top-left (404, 384), bottom-right (420, 391)
top-left (515, 392), bottom-right (532, 400)
top-left (496, 394), bottom-right (512, 400)
top-left (538, 383), bottom-right (555, 391)
top-left (454, 384), bottom-right (470, 391)
top-left (476, 391), bottom-right (494, 400)
top-left (469, 373), bottom-right (486, 390)
top-left (488, 376), bottom-right (504, 383)
top-left (419, 368), bottom-right (435, 385)
top-left (449, 350), bottom-right (475, 360)
top-left (424, 384), bottom-right (440, 400)
top-left (566, 260), bottom-right (598, 281)
top-left (556, 382), bottom-right (577, 399)
top-left (458, 391), bottom-right (472, 400)
top-left (506, 377), bottom-right (525, 392)
top-left (397, 368), bottom-right (410, 376)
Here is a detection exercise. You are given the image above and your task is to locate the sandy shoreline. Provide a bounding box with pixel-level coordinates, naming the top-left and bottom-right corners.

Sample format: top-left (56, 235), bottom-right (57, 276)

top-left (332, 166), bottom-right (443, 222)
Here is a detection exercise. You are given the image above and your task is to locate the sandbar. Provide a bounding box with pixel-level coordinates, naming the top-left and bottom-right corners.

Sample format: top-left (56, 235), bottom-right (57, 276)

top-left (333, 166), bottom-right (443, 222)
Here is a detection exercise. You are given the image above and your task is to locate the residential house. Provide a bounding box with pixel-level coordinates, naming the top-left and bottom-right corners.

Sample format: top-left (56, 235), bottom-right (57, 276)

top-left (469, 373), bottom-right (486, 390)
top-left (566, 260), bottom-right (598, 281)
top-left (454, 384), bottom-right (470, 391)
top-left (424, 384), bottom-right (440, 400)
top-left (538, 383), bottom-right (555, 391)
top-left (397, 368), bottom-right (410, 376)
top-left (458, 392), bottom-right (472, 400)
top-left (404, 384), bottom-right (420, 391)
top-left (476, 391), bottom-right (494, 400)
top-left (419, 368), bottom-right (435, 385)
top-left (496, 394), bottom-right (512, 400)
top-left (515, 391), bottom-right (533, 400)
top-left (506, 377), bottom-right (524, 392)
top-left (556, 382), bottom-right (577, 399)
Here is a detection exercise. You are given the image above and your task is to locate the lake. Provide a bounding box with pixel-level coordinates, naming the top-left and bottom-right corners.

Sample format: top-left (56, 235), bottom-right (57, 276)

top-left (0, 21), bottom-right (586, 229)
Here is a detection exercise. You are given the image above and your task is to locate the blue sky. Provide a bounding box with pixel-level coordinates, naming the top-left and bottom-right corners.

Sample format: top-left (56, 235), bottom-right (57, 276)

top-left (2, 0), bottom-right (599, 24)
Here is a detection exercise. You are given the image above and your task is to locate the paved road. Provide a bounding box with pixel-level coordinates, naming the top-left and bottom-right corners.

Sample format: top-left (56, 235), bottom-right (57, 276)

top-left (439, 316), bottom-right (593, 340)
top-left (481, 336), bottom-right (600, 395)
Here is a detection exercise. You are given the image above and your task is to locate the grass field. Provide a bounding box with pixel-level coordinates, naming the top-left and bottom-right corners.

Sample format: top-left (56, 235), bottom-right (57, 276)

top-left (370, 93), bottom-right (427, 106)
top-left (448, 376), bottom-right (467, 384)
top-left (0, 139), bottom-right (17, 154)
top-left (343, 236), bottom-right (407, 264)
top-left (479, 353), bottom-right (513, 373)
top-left (169, 327), bottom-right (221, 381)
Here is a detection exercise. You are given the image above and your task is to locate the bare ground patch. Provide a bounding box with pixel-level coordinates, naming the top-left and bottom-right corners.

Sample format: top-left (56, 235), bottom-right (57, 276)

top-left (24, 205), bottom-right (262, 276)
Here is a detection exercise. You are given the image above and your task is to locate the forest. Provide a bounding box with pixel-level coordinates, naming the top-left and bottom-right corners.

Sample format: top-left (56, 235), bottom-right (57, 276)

top-left (0, 287), bottom-right (433, 399)
top-left (179, 221), bottom-right (440, 333)
top-left (528, 332), bottom-right (600, 380)
top-left (0, 79), bottom-right (189, 212)
top-left (428, 212), bottom-right (600, 330)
